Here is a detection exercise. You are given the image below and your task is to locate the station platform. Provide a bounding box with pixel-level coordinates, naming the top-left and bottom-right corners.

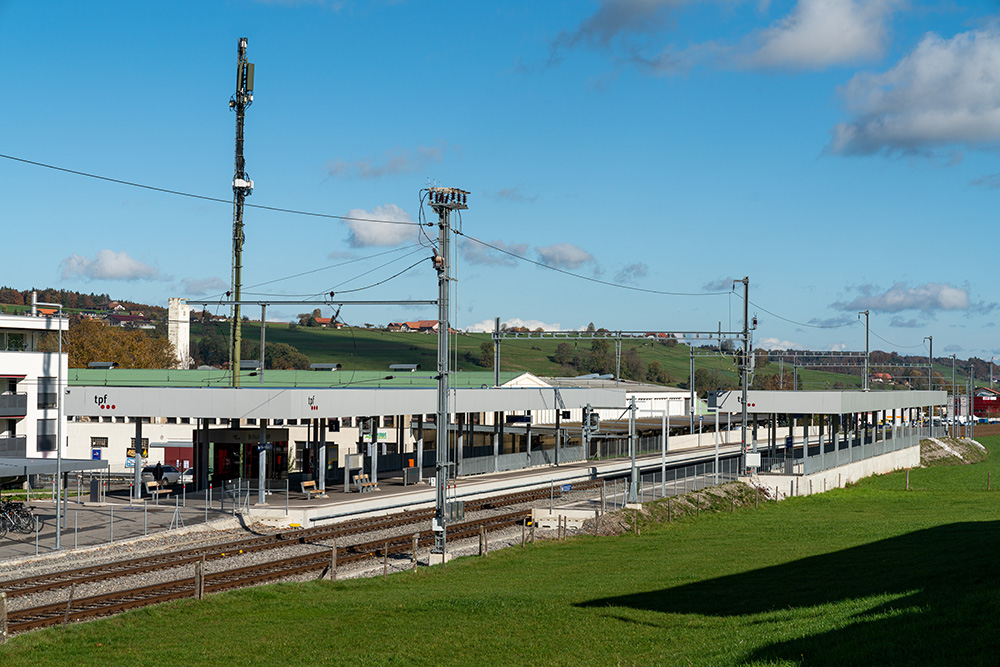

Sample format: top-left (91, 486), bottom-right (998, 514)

top-left (251, 441), bottom-right (743, 526)
top-left (0, 442), bottom-right (741, 564)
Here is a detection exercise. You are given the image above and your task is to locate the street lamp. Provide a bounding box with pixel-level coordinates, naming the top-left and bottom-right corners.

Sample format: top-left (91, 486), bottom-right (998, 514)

top-left (858, 310), bottom-right (869, 391)
top-left (924, 336), bottom-right (933, 437)
top-left (36, 301), bottom-right (65, 550)
top-left (951, 354), bottom-right (958, 438)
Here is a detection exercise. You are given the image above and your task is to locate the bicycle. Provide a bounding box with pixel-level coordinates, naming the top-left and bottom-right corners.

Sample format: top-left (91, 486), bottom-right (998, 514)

top-left (0, 500), bottom-right (42, 537)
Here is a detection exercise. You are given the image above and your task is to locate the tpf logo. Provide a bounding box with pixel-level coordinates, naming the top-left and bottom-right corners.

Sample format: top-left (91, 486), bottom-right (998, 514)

top-left (308, 395), bottom-right (318, 411)
top-left (95, 394), bottom-right (116, 410)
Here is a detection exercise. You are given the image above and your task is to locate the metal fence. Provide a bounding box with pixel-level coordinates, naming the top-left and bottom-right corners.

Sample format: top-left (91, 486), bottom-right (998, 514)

top-left (601, 456), bottom-right (742, 510)
top-left (459, 445), bottom-right (586, 476)
top-left (759, 424), bottom-right (934, 476)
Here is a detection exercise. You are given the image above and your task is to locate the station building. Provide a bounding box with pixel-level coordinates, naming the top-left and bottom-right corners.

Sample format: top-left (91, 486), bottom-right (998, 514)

top-left (62, 368), bottom-right (634, 490)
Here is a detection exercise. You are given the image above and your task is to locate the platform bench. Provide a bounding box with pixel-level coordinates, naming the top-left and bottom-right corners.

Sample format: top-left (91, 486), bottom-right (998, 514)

top-left (144, 481), bottom-right (172, 503)
top-left (353, 474), bottom-right (378, 493)
top-left (301, 480), bottom-right (319, 499)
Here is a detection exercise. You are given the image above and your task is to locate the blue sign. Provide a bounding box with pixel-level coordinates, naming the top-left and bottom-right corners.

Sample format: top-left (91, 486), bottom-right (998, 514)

top-left (91, 449), bottom-right (101, 460)
top-left (561, 484), bottom-right (572, 492)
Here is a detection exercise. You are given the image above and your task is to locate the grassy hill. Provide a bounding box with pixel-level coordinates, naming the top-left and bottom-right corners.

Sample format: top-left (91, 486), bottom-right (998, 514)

top-left (194, 321), bottom-right (758, 389)
top-left (194, 321), bottom-right (880, 392)
top-left (193, 321), bottom-right (996, 392)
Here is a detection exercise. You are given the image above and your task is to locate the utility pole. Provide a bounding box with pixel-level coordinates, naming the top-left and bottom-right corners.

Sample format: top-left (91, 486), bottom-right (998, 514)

top-left (627, 397), bottom-right (638, 503)
top-left (735, 277), bottom-right (752, 461)
top-left (229, 37), bottom-right (255, 388)
top-left (493, 316), bottom-right (500, 387)
top-left (952, 354), bottom-right (957, 438)
top-left (924, 335), bottom-right (933, 434)
top-left (429, 187), bottom-right (468, 556)
top-left (689, 346), bottom-right (695, 435)
top-left (859, 310), bottom-right (869, 391)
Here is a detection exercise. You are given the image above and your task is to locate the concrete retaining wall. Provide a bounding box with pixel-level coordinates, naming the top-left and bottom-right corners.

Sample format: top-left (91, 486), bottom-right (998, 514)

top-left (751, 444), bottom-right (919, 499)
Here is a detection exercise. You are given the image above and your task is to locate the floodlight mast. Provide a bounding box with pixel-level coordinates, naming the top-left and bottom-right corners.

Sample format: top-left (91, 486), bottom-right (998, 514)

top-left (229, 37), bottom-right (254, 388)
top-left (429, 187), bottom-right (469, 555)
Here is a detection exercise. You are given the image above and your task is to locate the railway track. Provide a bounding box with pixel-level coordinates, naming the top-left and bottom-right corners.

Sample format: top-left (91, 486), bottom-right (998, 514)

top-left (6, 510), bottom-right (531, 635)
top-left (0, 479), bottom-right (593, 601)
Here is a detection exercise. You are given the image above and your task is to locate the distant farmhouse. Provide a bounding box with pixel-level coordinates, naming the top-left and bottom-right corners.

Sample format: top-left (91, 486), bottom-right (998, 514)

top-left (387, 320), bottom-right (439, 333)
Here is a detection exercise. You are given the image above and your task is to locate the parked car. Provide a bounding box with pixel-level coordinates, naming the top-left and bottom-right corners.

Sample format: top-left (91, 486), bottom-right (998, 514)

top-left (140, 465), bottom-right (181, 485)
top-left (179, 468), bottom-right (194, 485)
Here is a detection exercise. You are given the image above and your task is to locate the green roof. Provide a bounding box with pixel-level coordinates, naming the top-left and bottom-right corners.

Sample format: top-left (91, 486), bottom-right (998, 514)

top-left (67, 368), bottom-right (523, 389)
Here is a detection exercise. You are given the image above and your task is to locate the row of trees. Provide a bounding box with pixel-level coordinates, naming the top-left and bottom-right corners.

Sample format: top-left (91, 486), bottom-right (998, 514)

top-left (0, 286), bottom-right (165, 318)
top-left (550, 340), bottom-right (673, 384)
top-left (192, 334), bottom-right (310, 370)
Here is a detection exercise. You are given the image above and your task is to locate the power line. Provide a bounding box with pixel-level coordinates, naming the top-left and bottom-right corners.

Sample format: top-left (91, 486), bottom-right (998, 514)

top-left (455, 232), bottom-right (730, 298)
top-left (329, 256), bottom-right (428, 295)
top-left (746, 299), bottom-right (857, 330)
top-left (0, 152), bottom-right (426, 227)
top-left (869, 328), bottom-right (926, 349)
top-left (236, 245), bottom-right (424, 298)
top-left (3, 152), bottom-right (930, 343)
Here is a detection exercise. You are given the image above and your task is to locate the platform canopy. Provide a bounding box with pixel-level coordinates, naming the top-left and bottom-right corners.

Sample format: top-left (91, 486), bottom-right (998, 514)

top-left (65, 385), bottom-right (626, 420)
top-left (712, 390), bottom-right (947, 415)
top-left (0, 457), bottom-right (109, 477)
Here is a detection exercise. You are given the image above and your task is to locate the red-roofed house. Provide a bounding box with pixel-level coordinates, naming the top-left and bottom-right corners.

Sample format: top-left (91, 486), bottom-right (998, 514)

top-left (401, 320), bottom-right (438, 333)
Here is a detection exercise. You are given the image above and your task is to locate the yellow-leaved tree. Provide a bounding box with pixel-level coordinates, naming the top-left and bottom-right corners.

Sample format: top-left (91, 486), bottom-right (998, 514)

top-left (43, 319), bottom-right (176, 368)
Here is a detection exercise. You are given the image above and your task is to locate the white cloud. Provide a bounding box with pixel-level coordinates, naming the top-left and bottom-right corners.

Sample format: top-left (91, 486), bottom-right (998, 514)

top-left (343, 204), bottom-right (417, 247)
top-left (756, 337), bottom-right (804, 350)
top-left (615, 262), bottom-right (648, 284)
top-left (552, 0), bottom-right (686, 54)
top-left (459, 239), bottom-right (530, 266)
top-left (832, 283), bottom-right (970, 313)
top-left (703, 276), bottom-right (738, 292)
top-left (466, 318), bottom-right (568, 333)
top-left (60, 250), bottom-right (160, 281)
top-left (889, 316), bottom-right (922, 328)
top-left (830, 26), bottom-right (1000, 156)
top-left (181, 277), bottom-right (228, 296)
top-left (493, 186), bottom-right (537, 203)
top-left (749, 0), bottom-right (897, 69)
top-left (327, 144), bottom-right (449, 180)
top-left (535, 243), bottom-right (595, 269)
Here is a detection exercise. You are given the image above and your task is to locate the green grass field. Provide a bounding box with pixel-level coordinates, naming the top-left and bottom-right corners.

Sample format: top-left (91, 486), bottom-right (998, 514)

top-left (4, 438), bottom-right (1000, 666)
top-left (196, 322), bottom-right (764, 386)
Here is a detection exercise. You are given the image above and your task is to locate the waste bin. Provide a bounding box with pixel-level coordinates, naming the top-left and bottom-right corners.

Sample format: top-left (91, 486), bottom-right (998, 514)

top-left (89, 479), bottom-right (100, 503)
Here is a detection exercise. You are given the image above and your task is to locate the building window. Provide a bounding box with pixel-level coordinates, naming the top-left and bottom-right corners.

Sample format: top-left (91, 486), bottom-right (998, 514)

top-left (36, 418), bottom-right (56, 452)
top-left (342, 417), bottom-right (353, 428)
top-left (4, 332), bottom-right (26, 352)
top-left (91, 436), bottom-right (109, 447)
top-left (384, 415), bottom-right (395, 428)
top-left (130, 437), bottom-right (150, 447)
top-left (37, 377), bottom-right (57, 409)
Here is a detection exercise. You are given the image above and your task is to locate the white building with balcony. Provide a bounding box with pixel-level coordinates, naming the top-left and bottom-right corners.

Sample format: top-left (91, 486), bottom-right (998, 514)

top-left (0, 312), bottom-right (68, 459)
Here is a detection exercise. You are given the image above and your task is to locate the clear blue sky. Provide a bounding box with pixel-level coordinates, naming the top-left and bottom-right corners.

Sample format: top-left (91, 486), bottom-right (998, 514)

top-left (2, 1), bottom-right (999, 359)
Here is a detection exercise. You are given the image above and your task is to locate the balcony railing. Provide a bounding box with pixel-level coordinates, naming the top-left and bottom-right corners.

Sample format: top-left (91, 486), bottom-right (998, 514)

top-left (0, 435), bottom-right (27, 457)
top-left (0, 393), bottom-right (27, 417)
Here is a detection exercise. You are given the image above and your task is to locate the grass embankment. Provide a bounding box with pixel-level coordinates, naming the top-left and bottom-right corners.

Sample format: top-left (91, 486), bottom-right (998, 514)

top-left (4, 439), bottom-right (1000, 666)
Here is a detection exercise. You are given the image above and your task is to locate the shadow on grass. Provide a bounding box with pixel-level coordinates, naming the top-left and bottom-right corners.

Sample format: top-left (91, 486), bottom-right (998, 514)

top-left (578, 521), bottom-right (1000, 665)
